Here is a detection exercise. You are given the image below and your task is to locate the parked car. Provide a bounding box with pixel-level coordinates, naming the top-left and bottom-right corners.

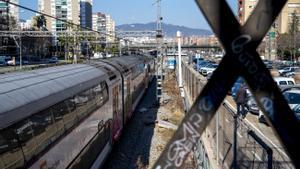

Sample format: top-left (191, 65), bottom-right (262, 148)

top-left (214, 53), bottom-right (223, 58)
top-left (92, 53), bottom-right (104, 59)
top-left (259, 85), bottom-right (300, 123)
top-left (274, 77), bottom-right (295, 86)
top-left (245, 94), bottom-right (259, 115)
top-left (285, 68), bottom-right (300, 77)
top-left (6, 58), bottom-right (29, 65)
top-left (7, 59), bottom-right (15, 66)
top-left (0, 60), bottom-right (6, 66)
top-left (193, 59), bottom-right (204, 68)
top-left (106, 54), bottom-right (112, 58)
top-left (201, 64), bottom-right (218, 76)
top-left (278, 66), bottom-right (299, 76)
top-left (48, 57), bottom-right (59, 63)
top-left (265, 63), bottom-right (273, 69)
top-left (291, 104), bottom-right (300, 120)
top-left (22, 59), bottom-right (29, 65)
top-left (199, 62), bottom-right (213, 74)
top-left (194, 60), bottom-right (208, 71)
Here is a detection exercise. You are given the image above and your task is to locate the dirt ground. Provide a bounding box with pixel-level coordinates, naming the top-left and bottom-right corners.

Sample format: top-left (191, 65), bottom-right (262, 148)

top-left (147, 70), bottom-right (194, 168)
top-left (103, 70), bottom-right (193, 169)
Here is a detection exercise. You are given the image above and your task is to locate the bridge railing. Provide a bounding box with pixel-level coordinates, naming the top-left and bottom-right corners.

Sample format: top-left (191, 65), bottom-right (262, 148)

top-left (180, 61), bottom-right (294, 169)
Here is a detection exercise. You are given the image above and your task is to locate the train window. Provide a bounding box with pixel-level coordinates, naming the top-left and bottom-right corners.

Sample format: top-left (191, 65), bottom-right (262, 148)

top-left (63, 98), bottom-right (78, 130)
top-left (68, 120), bottom-right (111, 169)
top-left (0, 81), bottom-right (109, 168)
top-left (75, 82), bottom-right (108, 120)
top-left (75, 89), bottom-right (91, 120)
top-left (30, 109), bottom-right (56, 157)
top-left (94, 84), bottom-right (108, 107)
top-left (0, 127), bottom-right (24, 169)
top-left (14, 119), bottom-right (37, 162)
top-left (51, 102), bottom-right (67, 139)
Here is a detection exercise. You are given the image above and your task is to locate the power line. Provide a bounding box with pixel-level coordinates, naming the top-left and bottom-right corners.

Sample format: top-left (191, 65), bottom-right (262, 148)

top-left (0, 0), bottom-right (119, 40)
top-left (0, 0), bottom-right (159, 47)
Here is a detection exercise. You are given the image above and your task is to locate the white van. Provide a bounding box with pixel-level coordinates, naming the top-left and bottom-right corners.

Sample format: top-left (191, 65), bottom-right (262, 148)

top-left (274, 77), bottom-right (295, 86)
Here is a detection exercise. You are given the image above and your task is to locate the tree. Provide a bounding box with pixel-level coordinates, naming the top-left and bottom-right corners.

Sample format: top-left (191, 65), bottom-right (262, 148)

top-left (0, 14), bottom-right (18, 55)
top-left (277, 11), bottom-right (300, 61)
top-left (0, 14), bottom-right (17, 30)
top-left (57, 21), bottom-right (85, 61)
top-left (33, 15), bottom-right (47, 31)
top-left (289, 10), bottom-right (299, 62)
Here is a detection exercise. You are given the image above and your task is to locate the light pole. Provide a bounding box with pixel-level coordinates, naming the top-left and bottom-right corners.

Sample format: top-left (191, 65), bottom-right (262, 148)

top-left (177, 31), bottom-right (183, 88)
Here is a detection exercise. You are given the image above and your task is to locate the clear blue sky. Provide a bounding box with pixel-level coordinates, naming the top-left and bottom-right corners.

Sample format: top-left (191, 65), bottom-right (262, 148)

top-left (19, 0), bottom-right (237, 30)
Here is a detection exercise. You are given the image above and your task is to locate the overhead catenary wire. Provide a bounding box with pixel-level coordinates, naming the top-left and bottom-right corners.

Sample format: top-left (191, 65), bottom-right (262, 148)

top-left (0, 0), bottom-right (129, 42)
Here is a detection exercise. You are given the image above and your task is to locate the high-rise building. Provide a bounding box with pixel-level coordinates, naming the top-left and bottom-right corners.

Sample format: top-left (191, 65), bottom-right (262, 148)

top-left (92, 12), bottom-right (116, 42)
top-left (80, 0), bottom-right (92, 29)
top-left (238, 0), bottom-right (300, 60)
top-left (0, 0), bottom-right (19, 27)
top-left (105, 15), bottom-right (115, 42)
top-left (238, 0), bottom-right (300, 33)
top-left (277, 0), bottom-right (300, 34)
top-left (92, 12), bottom-right (106, 32)
top-left (38, 0), bottom-right (80, 31)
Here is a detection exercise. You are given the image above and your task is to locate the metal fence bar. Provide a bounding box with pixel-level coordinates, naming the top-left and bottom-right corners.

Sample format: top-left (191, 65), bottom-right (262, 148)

top-left (248, 130), bottom-right (273, 169)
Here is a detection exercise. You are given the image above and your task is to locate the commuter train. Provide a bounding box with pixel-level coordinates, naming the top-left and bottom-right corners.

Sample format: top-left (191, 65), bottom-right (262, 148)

top-left (0, 55), bottom-right (155, 169)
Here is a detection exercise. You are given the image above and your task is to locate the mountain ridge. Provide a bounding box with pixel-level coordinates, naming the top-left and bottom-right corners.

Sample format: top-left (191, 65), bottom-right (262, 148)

top-left (116, 22), bottom-right (212, 37)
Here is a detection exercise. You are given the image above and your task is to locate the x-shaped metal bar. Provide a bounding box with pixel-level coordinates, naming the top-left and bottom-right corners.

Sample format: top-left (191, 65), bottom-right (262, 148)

top-left (153, 0), bottom-right (300, 168)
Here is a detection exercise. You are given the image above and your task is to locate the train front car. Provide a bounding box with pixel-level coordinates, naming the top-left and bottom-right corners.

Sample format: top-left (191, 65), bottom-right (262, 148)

top-left (0, 55), bottom-right (154, 169)
top-left (0, 64), bottom-right (114, 169)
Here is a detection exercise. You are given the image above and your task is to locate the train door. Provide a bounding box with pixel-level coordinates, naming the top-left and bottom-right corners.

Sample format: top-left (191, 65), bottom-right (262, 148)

top-left (112, 85), bottom-right (123, 141)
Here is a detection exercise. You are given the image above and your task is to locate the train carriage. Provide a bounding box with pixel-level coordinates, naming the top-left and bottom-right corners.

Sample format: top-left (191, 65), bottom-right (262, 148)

top-left (0, 55), bottom-right (154, 169)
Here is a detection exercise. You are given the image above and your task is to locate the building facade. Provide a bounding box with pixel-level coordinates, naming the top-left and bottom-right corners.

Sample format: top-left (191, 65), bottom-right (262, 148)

top-left (92, 12), bottom-right (106, 32)
top-left (19, 19), bottom-right (33, 30)
top-left (92, 12), bottom-right (116, 42)
top-left (80, 0), bottom-right (92, 29)
top-left (278, 0), bottom-right (300, 34)
top-left (0, 0), bottom-right (19, 29)
top-left (105, 14), bottom-right (115, 42)
top-left (238, 0), bottom-right (300, 60)
top-left (238, 0), bottom-right (300, 33)
top-left (38, 0), bottom-right (80, 31)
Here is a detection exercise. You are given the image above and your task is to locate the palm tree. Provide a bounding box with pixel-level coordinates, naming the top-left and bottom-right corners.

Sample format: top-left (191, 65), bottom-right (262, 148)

top-left (33, 15), bottom-right (47, 31)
